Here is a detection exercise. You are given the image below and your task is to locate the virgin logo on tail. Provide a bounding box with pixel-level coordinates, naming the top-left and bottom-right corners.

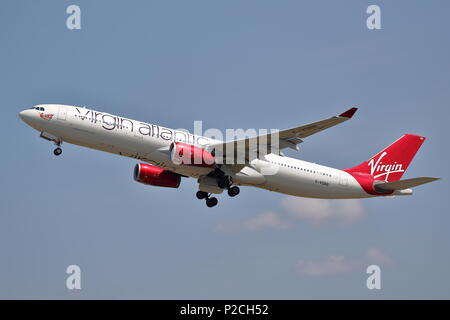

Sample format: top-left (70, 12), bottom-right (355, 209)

top-left (368, 152), bottom-right (404, 181)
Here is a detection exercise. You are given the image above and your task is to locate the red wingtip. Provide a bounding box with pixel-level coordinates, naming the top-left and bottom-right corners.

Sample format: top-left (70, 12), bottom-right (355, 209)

top-left (339, 107), bottom-right (358, 118)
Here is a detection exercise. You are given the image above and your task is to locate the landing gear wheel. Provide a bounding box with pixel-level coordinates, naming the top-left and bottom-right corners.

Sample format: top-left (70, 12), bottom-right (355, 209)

top-left (206, 197), bottom-right (218, 208)
top-left (196, 191), bottom-right (208, 200)
top-left (53, 147), bottom-right (62, 156)
top-left (227, 186), bottom-right (240, 197)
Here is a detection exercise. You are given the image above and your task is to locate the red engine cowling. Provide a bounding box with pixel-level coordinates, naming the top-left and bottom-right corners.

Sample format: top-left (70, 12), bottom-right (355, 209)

top-left (170, 142), bottom-right (215, 167)
top-left (133, 163), bottom-right (181, 188)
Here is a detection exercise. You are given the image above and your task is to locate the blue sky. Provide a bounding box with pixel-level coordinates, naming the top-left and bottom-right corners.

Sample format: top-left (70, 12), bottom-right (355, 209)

top-left (1, 0), bottom-right (449, 299)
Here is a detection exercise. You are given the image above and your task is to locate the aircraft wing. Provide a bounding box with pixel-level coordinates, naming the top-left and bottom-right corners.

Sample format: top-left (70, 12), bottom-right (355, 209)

top-left (207, 107), bottom-right (358, 162)
top-left (276, 107), bottom-right (358, 149)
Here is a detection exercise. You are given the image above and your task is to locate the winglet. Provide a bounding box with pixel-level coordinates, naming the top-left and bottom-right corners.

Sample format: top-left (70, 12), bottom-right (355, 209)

top-left (339, 107), bottom-right (358, 118)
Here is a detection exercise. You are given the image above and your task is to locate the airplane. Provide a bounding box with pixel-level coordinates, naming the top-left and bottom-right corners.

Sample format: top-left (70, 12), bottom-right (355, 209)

top-left (19, 105), bottom-right (439, 207)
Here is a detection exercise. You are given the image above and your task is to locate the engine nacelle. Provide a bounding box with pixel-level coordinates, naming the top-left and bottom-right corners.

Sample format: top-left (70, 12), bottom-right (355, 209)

top-left (169, 142), bottom-right (215, 167)
top-left (133, 163), bottom-right (181, 188)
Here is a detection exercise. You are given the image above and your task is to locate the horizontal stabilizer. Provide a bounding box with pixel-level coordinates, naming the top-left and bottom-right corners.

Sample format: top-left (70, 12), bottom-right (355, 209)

top-left (375, 177), bottom-right (439, 191)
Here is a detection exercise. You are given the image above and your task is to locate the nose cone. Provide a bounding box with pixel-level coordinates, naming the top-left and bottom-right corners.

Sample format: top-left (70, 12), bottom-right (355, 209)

top-left (19, 110), bottom-right (26, 120)
top-left (19, 109), bottom-right (34, 125)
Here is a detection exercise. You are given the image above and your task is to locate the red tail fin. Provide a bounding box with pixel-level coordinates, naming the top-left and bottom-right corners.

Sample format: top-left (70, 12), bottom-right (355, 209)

top-left (344, 134), bottom-right (426, 182)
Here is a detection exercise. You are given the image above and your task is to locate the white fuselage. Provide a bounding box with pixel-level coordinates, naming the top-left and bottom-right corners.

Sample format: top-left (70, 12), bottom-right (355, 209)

top-left (19, 104), bottom-right (374, 199)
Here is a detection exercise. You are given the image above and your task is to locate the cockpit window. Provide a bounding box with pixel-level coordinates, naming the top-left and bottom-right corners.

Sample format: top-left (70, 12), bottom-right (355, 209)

top-left (39, 107), bottom-right (45, 111)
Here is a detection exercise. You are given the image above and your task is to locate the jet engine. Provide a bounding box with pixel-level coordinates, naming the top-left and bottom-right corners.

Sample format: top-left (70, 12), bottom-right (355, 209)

top-left (133, 163), bottom-right (181, 188)
top-left (169, 142), bottom-right (215, 167)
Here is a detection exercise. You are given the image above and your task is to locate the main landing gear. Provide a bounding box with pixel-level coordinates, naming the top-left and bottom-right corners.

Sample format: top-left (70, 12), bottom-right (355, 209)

top-left (206, 197), bottom-right (218, 208)
top-left (215, 170), bottom-right (240, 198)
top-left (196, 186), bottom-right (240, 208)
top-left (196, 168), bottom-right (241, 208)
top-left (196, 191), bottom-right (219, 208)
top-left (227, 186), bottom-right (240, 197)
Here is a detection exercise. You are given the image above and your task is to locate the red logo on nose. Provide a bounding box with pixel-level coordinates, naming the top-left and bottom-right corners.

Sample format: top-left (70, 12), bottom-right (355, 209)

top-left (40, 113), bottom-right (54, 120)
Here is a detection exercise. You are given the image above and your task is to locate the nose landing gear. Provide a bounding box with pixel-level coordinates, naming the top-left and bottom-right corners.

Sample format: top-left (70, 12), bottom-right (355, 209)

top-left (53, 139), bottom-right (63, 156)
top-left (39, 132), bottom-right (63, 156)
